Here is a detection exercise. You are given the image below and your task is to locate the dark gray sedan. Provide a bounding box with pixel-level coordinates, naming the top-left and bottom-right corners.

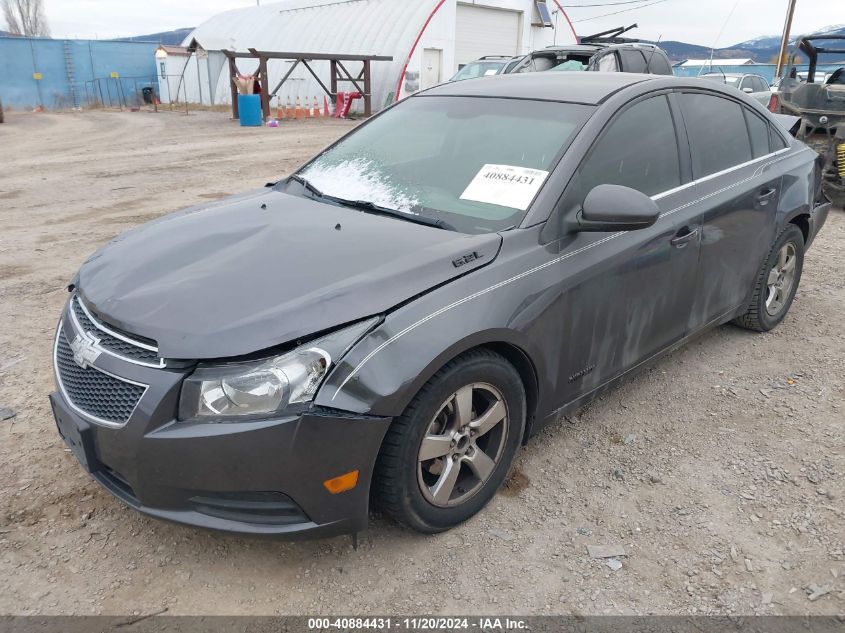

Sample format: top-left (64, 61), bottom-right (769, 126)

top-left (51, 73), bottom-right (830, 538)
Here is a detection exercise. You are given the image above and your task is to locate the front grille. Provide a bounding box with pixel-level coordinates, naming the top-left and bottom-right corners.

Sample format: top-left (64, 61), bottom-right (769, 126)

top-left (55, 332), bottom-right (146, 426)
top-left (71, 296), bottom-right (161, 366)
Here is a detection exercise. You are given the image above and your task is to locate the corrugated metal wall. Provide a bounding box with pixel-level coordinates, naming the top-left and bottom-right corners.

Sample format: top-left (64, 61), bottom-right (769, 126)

top-left (0, 37), bottom-right (158, 110)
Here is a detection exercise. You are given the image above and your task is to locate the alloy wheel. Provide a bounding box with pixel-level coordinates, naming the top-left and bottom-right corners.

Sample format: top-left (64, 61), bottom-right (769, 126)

top-left (417, 383), bottom-right (509, 508)
top-left (765, 242), bottom-right (797, 316)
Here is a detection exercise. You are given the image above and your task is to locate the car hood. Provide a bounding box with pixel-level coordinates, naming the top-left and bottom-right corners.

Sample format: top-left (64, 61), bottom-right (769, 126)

top-left (77, 189), bottom-right (501, 359)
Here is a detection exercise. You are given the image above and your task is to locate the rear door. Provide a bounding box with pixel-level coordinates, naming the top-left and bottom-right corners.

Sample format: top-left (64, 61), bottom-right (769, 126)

top-left (677, 90), bottom-right (786, 331)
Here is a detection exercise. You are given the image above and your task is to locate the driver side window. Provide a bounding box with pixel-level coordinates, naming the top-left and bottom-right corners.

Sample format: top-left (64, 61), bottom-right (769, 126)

top-left (577, 95), bottom-right (682, 197)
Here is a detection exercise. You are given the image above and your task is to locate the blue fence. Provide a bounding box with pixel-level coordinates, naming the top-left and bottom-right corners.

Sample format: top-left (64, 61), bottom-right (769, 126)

top-left (0, 37), bottom-right (159, 110)
top-left (673, 63), bottom-right (844, 84)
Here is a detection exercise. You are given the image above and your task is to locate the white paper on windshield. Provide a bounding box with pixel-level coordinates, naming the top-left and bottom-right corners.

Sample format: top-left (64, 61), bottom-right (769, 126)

top-left (460, 164), bottom-right (549, 210)
top-left (483, 69), bottom-right (498, 76)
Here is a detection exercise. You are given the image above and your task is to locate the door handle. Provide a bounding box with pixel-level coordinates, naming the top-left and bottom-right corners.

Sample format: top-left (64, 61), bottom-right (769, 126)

top-left (756, 187), bottom-right (777, 205)
top-left (670, 227), bottom-right (699, 248)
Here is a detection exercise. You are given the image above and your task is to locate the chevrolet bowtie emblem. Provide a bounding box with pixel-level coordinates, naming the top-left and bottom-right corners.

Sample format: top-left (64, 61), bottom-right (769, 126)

top-left (69, 332), bottom-right (102, 369)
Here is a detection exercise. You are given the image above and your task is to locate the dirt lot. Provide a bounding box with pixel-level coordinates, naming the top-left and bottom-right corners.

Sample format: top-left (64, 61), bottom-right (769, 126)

top-left (0, 110), bottom-right (842, 617)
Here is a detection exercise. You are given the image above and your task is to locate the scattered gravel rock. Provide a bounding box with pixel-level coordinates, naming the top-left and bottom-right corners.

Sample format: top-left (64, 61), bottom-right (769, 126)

top-left (587, 545), bottom-right (626, 559)
top-left (488, 528), bottom-right (513, 542)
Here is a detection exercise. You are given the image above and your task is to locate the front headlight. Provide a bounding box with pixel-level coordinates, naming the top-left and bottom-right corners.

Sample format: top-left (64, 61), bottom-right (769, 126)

top-left (179, 318), bottom-right (377, 421)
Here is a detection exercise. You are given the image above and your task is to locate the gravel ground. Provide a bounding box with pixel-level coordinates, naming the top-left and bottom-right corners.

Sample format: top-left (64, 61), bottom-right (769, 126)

top-left (0, 110), bottom-right (842, 617)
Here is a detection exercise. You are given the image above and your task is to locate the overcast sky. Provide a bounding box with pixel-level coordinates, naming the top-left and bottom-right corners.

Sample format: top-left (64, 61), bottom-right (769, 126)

top-left (33, 0), bottom-right (843, 47)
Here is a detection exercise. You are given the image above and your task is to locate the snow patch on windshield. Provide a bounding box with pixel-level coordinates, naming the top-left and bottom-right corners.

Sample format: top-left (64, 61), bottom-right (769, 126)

top-left (301, 158), bottom-right (420, 214)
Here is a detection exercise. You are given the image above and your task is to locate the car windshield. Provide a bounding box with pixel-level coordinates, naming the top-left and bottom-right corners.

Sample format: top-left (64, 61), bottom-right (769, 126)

top-left (295, 96), bottom-right (593, 234)
top-left (450, 61), bottom-right (506, 81)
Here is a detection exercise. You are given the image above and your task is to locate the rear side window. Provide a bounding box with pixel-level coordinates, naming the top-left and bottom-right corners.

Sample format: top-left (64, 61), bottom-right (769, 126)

top-left (745, 109), bottom-right (770, 157)
top-left (578, 95), bottom-right (681, 197)
top-left (620, 49), bottom-right (647, 73)
top-left (596, 52), bottom-right (619, 72)
top-left (769, 124), bottom-right (789, 150)
top-left (646, 52), bottom-right (672, 75)
top-left (754, 76), bottom-right (769, 92)
top-left (680, 92), bottom-right (752, 178)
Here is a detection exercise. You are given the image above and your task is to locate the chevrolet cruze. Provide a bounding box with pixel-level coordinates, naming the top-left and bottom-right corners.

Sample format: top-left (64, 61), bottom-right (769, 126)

top-left (51, 73), bottom-right (830, 538)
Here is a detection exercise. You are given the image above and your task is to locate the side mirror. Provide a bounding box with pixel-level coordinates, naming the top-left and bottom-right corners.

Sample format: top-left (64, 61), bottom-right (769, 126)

top-left (576, 184), bottom-right (661, 232)
top-left (742, 87), bottom-right (753, 93)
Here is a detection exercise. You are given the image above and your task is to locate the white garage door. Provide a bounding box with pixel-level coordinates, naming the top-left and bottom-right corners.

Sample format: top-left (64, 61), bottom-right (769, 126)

top-left (455, 4), bottom-right (521, 68)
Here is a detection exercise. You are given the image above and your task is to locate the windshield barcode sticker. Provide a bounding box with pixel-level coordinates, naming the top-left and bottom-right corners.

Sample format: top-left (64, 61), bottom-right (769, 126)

top-left (460, 164), bottom-right (549, 211)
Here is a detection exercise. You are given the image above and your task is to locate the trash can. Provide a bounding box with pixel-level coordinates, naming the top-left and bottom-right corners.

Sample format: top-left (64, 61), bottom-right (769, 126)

top-left (238, 94), bottom-right (263, 127)
top-left (141, 87), bottom-right (154, 104)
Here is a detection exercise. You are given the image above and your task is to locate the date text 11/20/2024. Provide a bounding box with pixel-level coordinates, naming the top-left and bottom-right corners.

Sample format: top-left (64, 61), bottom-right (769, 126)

top-left (307, 617), bottom-right (529, 630)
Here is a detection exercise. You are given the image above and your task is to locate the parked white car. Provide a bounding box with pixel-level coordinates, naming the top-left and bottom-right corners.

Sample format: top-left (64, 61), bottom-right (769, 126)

top-left (701, 73), bottom-right (772, 107)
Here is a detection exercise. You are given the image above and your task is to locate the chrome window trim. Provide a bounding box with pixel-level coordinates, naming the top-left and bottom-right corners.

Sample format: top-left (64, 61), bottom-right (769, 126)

top-left (70, 296), bottom-right (166, 369)
top-left (651, 147), bottom-right (792, 201)
top-left (53, 320), bottom-right (149, 429)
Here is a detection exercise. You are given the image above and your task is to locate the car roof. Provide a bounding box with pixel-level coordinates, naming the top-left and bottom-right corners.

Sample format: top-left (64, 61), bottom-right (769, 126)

top-left (423, 72), bottom-right (760, 106)
top-left (424, 72), bottom-right (658, 104)
top-left (541, 44), bottom-right (605, 52)
top-left (542, 42), bottom-right (660, 52)
top-left (703, 72), bottom-right (760, 78)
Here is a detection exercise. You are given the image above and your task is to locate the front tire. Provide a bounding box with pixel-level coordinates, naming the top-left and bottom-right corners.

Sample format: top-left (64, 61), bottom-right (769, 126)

top-left (734, 224), bottom-right (805, 332)
top-left (374, 349), bottom-right (526, 533)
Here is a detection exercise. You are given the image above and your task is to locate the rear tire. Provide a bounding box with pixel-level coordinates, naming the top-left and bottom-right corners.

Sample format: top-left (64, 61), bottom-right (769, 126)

top-left (374, 349), bottom-right (525, 533)
top-left (734, 224), bottom-right (804, 332)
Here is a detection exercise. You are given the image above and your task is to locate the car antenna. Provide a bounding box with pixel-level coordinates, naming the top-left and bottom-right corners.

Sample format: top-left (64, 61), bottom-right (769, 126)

top-left (645, 34), bottom-right (663, 70)
top-left (701, 0), bottom-right (741, 76)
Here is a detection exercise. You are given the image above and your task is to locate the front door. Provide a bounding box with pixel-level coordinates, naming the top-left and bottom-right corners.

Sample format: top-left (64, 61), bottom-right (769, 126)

top-left (553, 93), bottom-right (701, 408)
top-left (422, 48), bottom-right (443, 90)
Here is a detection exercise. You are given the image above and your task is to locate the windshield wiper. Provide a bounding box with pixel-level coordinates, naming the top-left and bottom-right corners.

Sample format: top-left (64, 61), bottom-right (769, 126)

top-left (289, 175), bottom-right (454, 231)
top-left (289, 174), bottom-right (325, 199)
top-left (331, 198), bottom-right (455, 231)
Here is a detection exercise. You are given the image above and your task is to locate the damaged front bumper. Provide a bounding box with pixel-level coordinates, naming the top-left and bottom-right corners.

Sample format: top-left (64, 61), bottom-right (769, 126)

top-left (50, 389), bottom-right (391, 538)
top-left (50, 311), bottom-right (392, 538)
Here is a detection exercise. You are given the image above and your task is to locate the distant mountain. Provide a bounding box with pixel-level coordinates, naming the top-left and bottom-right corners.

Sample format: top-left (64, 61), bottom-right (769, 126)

top-left (116, 27), bottom-right (193, 46)
top-left (649, 23), bottom-right (845, 64)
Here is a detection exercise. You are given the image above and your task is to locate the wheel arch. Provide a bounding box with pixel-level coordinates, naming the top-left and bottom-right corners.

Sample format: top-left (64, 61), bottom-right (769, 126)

top-left (358, 329), bottom-right (543, 444)
top-left (787, 212), bottom-right (810, 244)
top-left (480, 341), bottom-right (539, 445)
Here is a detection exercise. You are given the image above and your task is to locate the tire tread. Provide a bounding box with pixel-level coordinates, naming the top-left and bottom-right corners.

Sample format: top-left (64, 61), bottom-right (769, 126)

top-left (733, 224), bottom-right (803, 332)
top-left (373, 348), bottom-right (515, 531)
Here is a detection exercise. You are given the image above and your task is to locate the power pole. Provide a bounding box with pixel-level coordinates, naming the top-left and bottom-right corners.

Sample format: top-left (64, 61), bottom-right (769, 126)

top-left (775, 0), bottom-right (797, 80)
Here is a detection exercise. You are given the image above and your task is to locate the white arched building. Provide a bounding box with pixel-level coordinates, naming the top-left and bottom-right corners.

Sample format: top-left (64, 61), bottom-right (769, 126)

top-left (163, 0), bottom-right (578, 112)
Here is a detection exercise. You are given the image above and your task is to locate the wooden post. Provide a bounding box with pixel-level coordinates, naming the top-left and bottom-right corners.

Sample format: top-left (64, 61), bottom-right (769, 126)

top-left (228, 56), bottom-right (239, 119)
top-left (775, 0), bottom-right (797, 80)
top-left (363, 59), bottom-right (372, 117)
top-left (258, 54), bottom-right (270, 121)
top-left (330, 59), bottom-right (338, 105)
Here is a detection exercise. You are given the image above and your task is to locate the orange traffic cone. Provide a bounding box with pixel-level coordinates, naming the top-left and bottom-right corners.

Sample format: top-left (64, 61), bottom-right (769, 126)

top-left (295, 96), bottom-right (302, 119)
top-left (312, 96), bottom-right (320, 118)
top-left (276, 97), bottom-right (285, 120)
top-left (285, 96), bottom-right (293, 119)
top-left (323, 95), bottom-right (331, 117)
